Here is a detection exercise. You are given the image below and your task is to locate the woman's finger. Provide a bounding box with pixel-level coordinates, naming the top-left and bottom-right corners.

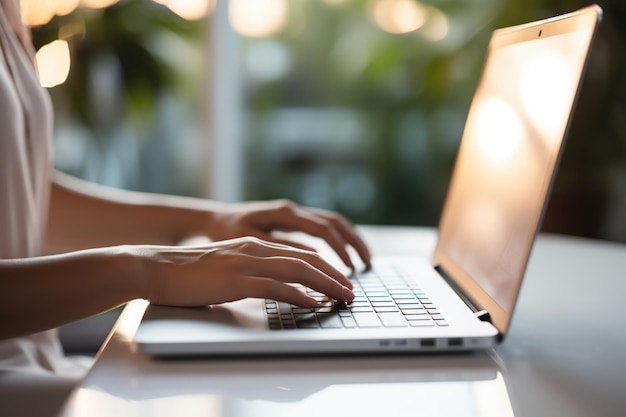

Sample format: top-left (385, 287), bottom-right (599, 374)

top-left (309, 209), bottom-right (372, 269)
top-left (236, 276), bottom-right (318, 308)
top-left (235, 248), bottom-right (353, 293)
top-left (263, 257), bottom-right (354, 301)
top-left (258, 207), bottom-right (357, 271)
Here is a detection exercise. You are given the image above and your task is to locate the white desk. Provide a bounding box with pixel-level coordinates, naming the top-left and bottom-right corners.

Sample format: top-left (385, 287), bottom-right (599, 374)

top-left (58, 226), bottom-right (626, 417)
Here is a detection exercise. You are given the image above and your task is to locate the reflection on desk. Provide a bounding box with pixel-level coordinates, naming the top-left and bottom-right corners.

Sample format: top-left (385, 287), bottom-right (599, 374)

top-left (72, 305), bottom-right (513, 416)
top-left (73, 366), bottom-right (512, 417)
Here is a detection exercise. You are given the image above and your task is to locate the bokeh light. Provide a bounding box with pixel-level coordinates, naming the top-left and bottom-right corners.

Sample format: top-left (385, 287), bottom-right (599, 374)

top-left (35, 40), bottom-right (71, 88)
top-left (370, 0), bottom-right (427, 34)
top-left (229, 0), bottom-right (288, 38)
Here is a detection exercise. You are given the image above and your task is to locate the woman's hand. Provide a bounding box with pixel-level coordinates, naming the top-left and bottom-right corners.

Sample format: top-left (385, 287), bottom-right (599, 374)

top-left (0, 237), bottom-right (355, 339)
top-left (202, 200), bottom-right (371, 271)
top-left (139, 236), bottom-right (355, 308)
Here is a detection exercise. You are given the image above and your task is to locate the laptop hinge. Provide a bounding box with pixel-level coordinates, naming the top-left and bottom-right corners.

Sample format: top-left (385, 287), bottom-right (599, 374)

top-left (474, 310), bottom-right (491, 323)
top-left (434, 265), bottom-right (491, 322)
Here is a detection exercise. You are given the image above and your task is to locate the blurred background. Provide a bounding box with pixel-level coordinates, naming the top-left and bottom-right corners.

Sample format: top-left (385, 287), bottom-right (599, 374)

top-left (22, 0), bottom-right (624, 353)
top-left (24, 0), bottom-right (626, 241)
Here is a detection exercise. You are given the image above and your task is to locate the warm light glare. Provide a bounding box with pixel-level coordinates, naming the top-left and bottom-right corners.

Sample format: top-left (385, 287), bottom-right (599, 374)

top-left (153, 0), bottom-right (214, 20)
top-left (520, 53), bottom-right (572, 142)
top-left (80, 0), bottom-right (119, 8)
top-left (20, 0), bottom-right (117, 26)
top-left (420, 7), bottom-right (449, 41)
top-left (230, 0), bottom-right (288, 38)
top-left (20, 0), bottom-right (56, 26)
top-left (474, 97), bottom-right (523, 164)
top-left (371, 0), bottom-right (427, 34)
top-left (36, 40), bottom-right (71, 88)
top-left (55, 0), bottom-right (81, 16)
top-left (115, 299), bottom-right (149, 341)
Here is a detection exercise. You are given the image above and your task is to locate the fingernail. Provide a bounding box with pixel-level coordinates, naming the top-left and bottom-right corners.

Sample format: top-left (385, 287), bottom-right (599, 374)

top-left (342, 286), bottom-right (355, 301)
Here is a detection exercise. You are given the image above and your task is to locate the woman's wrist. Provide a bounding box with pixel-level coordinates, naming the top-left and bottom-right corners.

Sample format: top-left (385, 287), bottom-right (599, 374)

top-left (153, 196), bottom-right (221, 244)
top-left (113, 245), bottom-right (154, 303)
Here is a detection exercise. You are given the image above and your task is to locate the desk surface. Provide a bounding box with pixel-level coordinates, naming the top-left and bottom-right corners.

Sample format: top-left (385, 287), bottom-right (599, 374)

top-left (59, 226), bottom-right (626, 417)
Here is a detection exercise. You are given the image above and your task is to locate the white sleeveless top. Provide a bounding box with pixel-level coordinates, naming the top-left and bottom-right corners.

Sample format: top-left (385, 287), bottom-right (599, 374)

top-left (0, 2), bottom-right (90, 377)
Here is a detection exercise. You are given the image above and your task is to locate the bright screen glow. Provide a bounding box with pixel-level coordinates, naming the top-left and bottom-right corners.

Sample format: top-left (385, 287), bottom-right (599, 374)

top-left (436, 27), bottom-right (592, 312)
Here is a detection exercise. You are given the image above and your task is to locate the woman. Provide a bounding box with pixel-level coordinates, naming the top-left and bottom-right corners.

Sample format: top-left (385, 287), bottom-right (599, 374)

top-left (0, 0), bottom-right (370, 413)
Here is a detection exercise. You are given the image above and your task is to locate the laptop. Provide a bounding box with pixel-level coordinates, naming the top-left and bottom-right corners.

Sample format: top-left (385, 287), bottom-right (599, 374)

top-left (134, 5), bottom-right (602, 356)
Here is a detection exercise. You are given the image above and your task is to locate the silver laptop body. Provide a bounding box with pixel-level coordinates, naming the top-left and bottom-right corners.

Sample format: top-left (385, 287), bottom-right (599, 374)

top-left (134, 5), bottom-right (602, 356)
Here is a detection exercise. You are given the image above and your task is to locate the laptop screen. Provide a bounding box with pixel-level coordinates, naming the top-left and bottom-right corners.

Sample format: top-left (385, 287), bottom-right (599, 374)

top-left (433, 6), bottom-right (601, 336)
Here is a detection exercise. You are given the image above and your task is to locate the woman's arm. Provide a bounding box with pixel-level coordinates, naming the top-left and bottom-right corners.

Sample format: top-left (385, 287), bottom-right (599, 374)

top-left (0, 237), bottom-right (355, 340)
top-left (45, 171), bottom-right (212, 253)
top-left (46, 171), bottom-right (371, 269)
top-left (1, 246), bottom-right (143, 339)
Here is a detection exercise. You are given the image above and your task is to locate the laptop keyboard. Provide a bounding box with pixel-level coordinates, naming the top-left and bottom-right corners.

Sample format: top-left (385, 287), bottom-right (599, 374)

top-left (265, 265), bottom-right (449, 329)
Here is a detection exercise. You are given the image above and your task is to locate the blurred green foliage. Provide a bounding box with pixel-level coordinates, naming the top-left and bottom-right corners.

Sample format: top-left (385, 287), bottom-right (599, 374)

top-left (31, 0), bottom-right (205, 193)
top-left (245, 0), bottom-right (626, 242)
top-left (33, 0), bottom-right (626, 241)
top-left (32, 0), bottom-right (202, 128)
